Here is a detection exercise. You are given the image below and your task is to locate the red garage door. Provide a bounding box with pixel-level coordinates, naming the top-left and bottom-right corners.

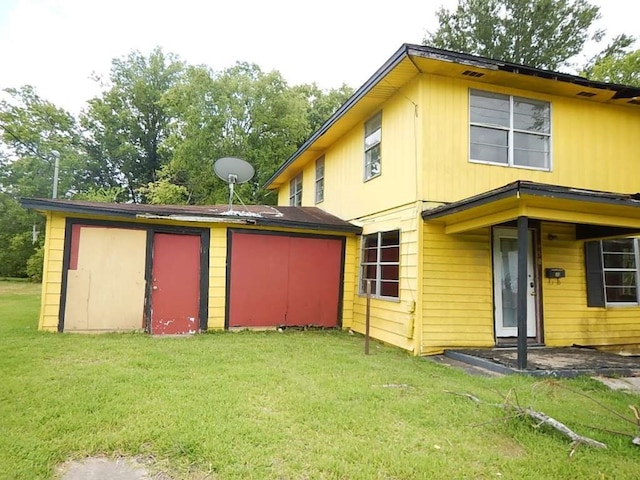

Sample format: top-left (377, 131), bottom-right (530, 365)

top-left (227, 231), bottom-right (344, 328)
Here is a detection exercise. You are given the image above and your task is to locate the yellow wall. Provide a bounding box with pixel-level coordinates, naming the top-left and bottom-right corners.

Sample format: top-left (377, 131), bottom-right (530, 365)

top-left (278, 78), bottom-right (424, 221)
top-left (541, 222), bottom-right (640, 347)
top-left (347, 203), bottom-right (422, 353)
top-left (421, 74), bottom-right (640, 202)
top-left (39, 212), bottom-right (65, 331)
top-left (421, 224), bottom-right (494, 355)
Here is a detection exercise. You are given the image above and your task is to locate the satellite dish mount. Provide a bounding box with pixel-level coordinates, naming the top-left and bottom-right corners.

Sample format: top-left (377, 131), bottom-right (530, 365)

top-left (213, 157), bottom-right (255, 212)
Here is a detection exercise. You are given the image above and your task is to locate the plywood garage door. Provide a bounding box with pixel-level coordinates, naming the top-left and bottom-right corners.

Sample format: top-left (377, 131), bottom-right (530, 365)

top-left (64, 226), bottom-right (146, 332)
top-left (227, 231), bottom-right (343, 328)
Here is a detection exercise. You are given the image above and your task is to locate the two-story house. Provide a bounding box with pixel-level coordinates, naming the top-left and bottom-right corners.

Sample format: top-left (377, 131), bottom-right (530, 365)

top-left (264, 44), bottom-right (640, 358)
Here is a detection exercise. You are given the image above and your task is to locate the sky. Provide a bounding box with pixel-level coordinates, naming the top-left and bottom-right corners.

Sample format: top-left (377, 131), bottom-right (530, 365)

top-left (0, 0), bottom-right (638, 114)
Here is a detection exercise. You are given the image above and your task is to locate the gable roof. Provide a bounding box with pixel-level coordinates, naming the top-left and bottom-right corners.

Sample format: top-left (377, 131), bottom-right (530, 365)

top-left (20, 198), bottom-right (362, 234)
top-left (264, 44), bottom-right (640, 190)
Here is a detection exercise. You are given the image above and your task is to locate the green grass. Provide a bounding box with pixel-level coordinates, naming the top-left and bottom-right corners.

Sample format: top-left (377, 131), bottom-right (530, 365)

top-left (1, 281), bottom-right (639, 479)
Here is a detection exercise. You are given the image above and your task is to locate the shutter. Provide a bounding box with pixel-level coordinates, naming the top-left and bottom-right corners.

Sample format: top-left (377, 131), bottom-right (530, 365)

top-left (584, 241), bottom-right (605, 307)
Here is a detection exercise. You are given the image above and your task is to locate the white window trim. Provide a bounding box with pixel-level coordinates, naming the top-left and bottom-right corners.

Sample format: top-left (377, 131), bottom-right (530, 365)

top-left (289, 173), bottom-right (302, 206)
top-left (468, 89), bottom-right (552, 172)
top-left (315, 156), bottom-right (324, 204)
top-left (359, 230), bottom-right (400, 301)
top-left (601, 238), bottom-right (640, 307)
top-left (363, 112), bottom-right (382, 181)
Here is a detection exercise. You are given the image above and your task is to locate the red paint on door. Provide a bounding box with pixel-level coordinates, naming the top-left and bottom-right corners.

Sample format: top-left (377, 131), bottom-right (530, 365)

top-left (228, 231), bottom-right (342, 328)
top-left (150, 233), bottom-right (201, 334)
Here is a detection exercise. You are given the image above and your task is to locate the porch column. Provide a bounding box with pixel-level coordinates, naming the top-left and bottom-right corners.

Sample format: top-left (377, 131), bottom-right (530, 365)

top-left (517, 216), bottom-right (528, 370)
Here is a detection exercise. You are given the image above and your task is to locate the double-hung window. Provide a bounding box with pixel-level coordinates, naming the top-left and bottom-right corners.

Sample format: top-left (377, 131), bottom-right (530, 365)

top-left (364, 112), bottom-right (382, 180)
top-left (360, 230), bottom-right (400, 299)
top-left (585, 237), bottom-right (640, 306)
top-left (315, 156), bottom-right (324, 204)
top-left (469, 89), bottom-right (551, 170)
top-left (601, 238), bottom-right (639, 304)
top-left (289, 173), bottom-right (302, 206)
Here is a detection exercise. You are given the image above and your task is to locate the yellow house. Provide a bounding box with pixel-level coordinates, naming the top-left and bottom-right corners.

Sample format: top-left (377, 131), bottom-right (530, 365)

top-left (264, 44), bottom-right (640, 361)
top-left (19, 200), bottom-right (360, 335)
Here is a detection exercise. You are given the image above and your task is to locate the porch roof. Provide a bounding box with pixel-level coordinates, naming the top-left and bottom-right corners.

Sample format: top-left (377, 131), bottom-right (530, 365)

top-left (421, 181), bottom-right (640, 238)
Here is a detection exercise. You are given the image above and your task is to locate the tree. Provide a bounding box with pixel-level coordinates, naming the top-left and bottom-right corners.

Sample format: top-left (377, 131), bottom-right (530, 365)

top-left (583, 34), bottom-right (640, 86)
top-left (162, 62), bottom-right (311, 205)
top-left (81, 47), bottom-right (185, 201)
top-left (0, 86), bottom-right (87, 198)
top-left (294, 83), bottom-right (353, 135)
top-left (0, 192), bottom-right (40, 277)
top-left (424, 0), bottom-right (602, 70)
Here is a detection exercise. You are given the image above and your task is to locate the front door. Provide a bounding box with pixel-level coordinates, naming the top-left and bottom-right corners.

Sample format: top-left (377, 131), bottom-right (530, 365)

top-left (150, 233), bottom-right (201, 334)
top-left (493, 227), bottom-right (537, 337)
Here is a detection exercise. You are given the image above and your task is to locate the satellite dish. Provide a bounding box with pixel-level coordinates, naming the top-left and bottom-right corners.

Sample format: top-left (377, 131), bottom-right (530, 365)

top-left (213, 157), bottom-right (255, 212)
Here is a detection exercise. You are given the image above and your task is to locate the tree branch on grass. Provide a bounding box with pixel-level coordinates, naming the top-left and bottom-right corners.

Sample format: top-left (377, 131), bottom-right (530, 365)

top-left (446, 390), bottom-right (607, 452)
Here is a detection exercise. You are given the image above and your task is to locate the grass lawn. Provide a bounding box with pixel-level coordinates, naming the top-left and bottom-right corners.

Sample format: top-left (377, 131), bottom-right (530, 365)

top-left (1, 281), bottom-right (638, 479)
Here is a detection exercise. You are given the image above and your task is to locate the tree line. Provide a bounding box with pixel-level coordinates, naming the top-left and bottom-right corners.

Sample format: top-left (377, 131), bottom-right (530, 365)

top-left (1, 0), bottom-right (637, 279)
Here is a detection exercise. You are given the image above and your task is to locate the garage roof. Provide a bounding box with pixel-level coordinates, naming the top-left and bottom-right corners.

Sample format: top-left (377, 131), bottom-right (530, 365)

top-left (20, 198), bottom-right (362, 234)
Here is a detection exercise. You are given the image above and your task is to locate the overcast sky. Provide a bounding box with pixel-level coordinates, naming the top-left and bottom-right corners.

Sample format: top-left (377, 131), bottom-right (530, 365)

top-left (0, 0), bottom-right (638, 114)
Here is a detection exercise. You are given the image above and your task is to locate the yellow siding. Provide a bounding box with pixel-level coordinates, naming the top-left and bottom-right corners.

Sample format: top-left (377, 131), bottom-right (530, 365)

top-left (421, 74), bottom-right (640, 202)
top-left (207, 227), bottom-right (227, 329)
top-left (422, 224), bottom-right (494, 354)
top-left (541, 223), bottom-right (640, 347)
top-left (349, 203), bottom-right (421, 353)
top-left (341, 236), bottom-right (357, 329)
top-left (39, 213), bottom-right (65, 331)
top-left (278, 78), bottom-right (424, 220)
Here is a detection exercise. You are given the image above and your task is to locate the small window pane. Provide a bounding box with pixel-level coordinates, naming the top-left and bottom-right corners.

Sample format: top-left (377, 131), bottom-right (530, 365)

top-left (514, 98), bottom-right (550, 133)
top-left (603, 239), bottom-right (635, 253)
top-left (380, 231), bottom-right (400, 246)
top-left (380, 281), bottom-right (399, 298)
top-left (603, 253), bottom-right (637, 269)
top-left (363, 264), bottom-right (377, 279)
top-left (364, 129), bottom-right (381, 150)
top-left (470, 90), bottom-right (510, 127)
top-left (365, 144), bottom-right (381, 178)
top-left (363, 247), bottom-right (377, 262)
top-left (513, 132), bottom-right (549, 168)
top-left (365, 113), bottom-right (382, 136)
top-left (604, 271), bottom-right (637, 287)
top-left (380, 246), bottom-right (399, 262)
top-left (381, 265), bottom-right (399, 280)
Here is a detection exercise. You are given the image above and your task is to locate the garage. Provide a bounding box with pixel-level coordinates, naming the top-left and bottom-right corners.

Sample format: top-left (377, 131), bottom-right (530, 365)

top-left (226, 230), bottom-right (345, 328)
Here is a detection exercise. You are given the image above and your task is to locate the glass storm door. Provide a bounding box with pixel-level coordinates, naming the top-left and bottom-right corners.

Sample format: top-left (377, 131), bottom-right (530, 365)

top-left (493, 228), bottom-right (536, 337)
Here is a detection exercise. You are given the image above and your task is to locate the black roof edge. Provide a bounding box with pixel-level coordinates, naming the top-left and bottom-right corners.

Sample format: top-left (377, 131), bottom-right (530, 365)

top-left (20, 197), bottom-right (363, 234)
top-left (421, 180), bottom-right (640, 220)
top-left (262, 44), bottom-right (413, 189)
top-left (264, 44), bottom-right (640, 190)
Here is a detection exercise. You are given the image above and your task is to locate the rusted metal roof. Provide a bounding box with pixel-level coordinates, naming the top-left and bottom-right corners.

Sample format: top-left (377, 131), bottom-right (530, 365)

top-left (20, 198), bottom-right (362, 234)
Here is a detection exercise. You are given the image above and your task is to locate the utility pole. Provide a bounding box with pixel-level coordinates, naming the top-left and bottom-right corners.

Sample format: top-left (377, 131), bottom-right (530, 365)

top-left (51, 150), bottom-right (60, 199)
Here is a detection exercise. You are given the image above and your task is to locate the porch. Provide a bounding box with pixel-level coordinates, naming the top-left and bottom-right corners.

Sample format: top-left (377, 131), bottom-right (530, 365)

top-left (444, 346), bottom-right (640, 377)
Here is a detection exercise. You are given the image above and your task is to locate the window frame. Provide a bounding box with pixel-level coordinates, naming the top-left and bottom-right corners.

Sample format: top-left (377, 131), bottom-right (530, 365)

top-left (364, 111), bottom-right (382, 181)
top-left (315, 156), bottom-right (325, 204)
top-left (289, 173), bottom-right (303, 206)
top-left (359, 230), bottom-right (400, 301)
top-left (469, 89), bottom-right (552, 172)
top-left (601, 238), bottom-right (640, 306)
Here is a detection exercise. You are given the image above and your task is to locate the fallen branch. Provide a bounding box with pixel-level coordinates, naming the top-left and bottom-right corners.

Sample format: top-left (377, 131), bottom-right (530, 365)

top-left (448, 391), bottom-right (607, 450)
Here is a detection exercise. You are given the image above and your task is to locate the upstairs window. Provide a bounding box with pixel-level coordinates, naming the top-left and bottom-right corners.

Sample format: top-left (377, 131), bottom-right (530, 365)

top-left (289, 173), bottom-right (302, 206)
top-left (360, 230), bottom-right (400, 299)
top-left (585, 238), bottom-right (640, 306)
top-left (470, 89), bottom-right (551, 170)
top-left (315, 156), bottom-right (325, 204)
top-left (364, 112), bottom-right (382, 180)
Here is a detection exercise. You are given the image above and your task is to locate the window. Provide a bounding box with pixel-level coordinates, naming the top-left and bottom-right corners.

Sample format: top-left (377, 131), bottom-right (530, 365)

top-left (360, 230), bottom-right (400, 299)
top-left (585, 238), bottom-right (640, 306)
top-left (364, 112), bottom-right (382, 180)
top-left (289, 173), bottom-right (302, 206)
top-left (602, 238), bottom-right (639, 304)
top-left (469, 89), bottom-right (551, 170)
top-left (315, 156), bottom-right (325, 204)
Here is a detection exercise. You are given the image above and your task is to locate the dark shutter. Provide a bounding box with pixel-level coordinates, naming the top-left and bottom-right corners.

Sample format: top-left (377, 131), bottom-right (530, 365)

top-left (584, 241), bottom-right (605, 307)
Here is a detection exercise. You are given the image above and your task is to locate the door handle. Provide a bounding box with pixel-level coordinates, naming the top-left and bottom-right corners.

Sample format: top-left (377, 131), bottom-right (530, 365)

top-left (152, 285), bottom-right (158, 290)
